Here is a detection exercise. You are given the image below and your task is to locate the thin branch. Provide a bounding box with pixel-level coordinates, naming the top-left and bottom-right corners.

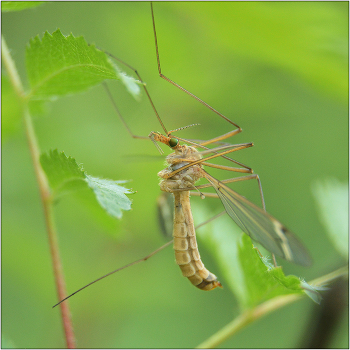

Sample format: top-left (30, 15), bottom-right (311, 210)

top-left (1, 35), bottom-right (26, 99)
top-left (2, 35), bottom-right (76, 349)
top-left (196, 265), bottom-right (348, 349)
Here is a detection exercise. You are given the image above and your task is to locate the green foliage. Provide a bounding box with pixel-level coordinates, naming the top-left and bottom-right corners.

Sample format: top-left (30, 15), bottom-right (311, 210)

top-left (85, 176), bottom-right (133, 219)
top-left (26, 29), bottom-right (118, 99)
top-left (312, 178), bottom-right (349, 259)
top-left (193, 202), bottom-right (318, 310)
top-left (1, 1), bottom-right (44, 12)
top-left (3, 2), bottom-right (348, 348)
top-left (24, 27), bottom-right (142, 116)
top-left (40, 150), bottom-right (85, 192)
top-left (40, 150), bottom-right (133, 218)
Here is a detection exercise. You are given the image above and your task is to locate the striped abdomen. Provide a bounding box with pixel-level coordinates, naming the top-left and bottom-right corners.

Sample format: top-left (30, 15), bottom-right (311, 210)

top-left (173, 191), bottom-right (222, 291)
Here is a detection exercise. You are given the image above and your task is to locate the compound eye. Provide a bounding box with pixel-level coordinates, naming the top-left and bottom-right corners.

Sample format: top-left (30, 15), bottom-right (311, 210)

top-left (168, 138), bottom-right (178, 148)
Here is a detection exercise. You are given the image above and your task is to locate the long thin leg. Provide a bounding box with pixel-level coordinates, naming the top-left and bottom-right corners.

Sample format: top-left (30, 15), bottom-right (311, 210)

top-left (99, 50), bottom-right (168, 135)
top-left (201, 162), bottom-right (251, 174)
top-left (53, 205), bottom-right (228, 307)
top-left (102, 48), bottom-right (243, 152)
top-left (103, 83), bottom-right (148, 140)
top-left (164, 143), bottom-right (255, 179)
top-left (152, 1), bottom-right (276, 266)
top-left (150, 3), bottom-right (241, 133)
top-left (195, 210), bottom-right (226, 229)
top-left (101, 8), bottom-right (251, 173)
top-left (101, 47), bottom-right (242, 150)
top-left (174, 136), bottom-right (254, 171)
top-left (177, 129), bottom-right (243, 147)
top-left (199, 130), bottom-right (243, 147)
top-left (53, 240), bottom-right (173, 308)
top-left (101, 4), bottom-right (249, 168)
top-left (108, 5), bottom-right (274, 266)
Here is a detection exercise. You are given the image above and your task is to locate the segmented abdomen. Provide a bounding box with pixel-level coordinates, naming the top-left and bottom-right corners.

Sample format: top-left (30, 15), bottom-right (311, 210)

top-left (173, 191), bottom-right (221, 291)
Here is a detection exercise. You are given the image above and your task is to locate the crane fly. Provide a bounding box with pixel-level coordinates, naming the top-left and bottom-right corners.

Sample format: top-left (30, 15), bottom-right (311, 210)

top-left (53, 2), bottom-right (311, 307)
top-left (149, 124), bottom-right (312, 290)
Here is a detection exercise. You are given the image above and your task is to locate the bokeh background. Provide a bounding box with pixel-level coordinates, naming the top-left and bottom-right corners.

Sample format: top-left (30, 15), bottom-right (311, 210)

top-left (2, 2), bottom-right (348, 348)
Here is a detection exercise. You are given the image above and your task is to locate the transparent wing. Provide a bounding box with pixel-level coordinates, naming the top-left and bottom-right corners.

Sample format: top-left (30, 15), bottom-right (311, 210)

top-left (203, 171), bottom-right (312, 266)
top-left (157, 192), bottom-right (174, 239)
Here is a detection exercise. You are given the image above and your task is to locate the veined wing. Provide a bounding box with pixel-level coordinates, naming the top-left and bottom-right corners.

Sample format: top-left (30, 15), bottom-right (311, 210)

top-left (203, 171), bottom-right (312, 266)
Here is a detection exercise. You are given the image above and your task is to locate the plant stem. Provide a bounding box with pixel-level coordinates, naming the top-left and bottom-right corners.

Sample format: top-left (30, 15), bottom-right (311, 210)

top-left (308, 265), bottom-right (348, 286)
top-left (196, 265), bottom-right (348, 349)
top-left (2, 35), bottom-right (76, 349)
top-left (1, 36), bottom-right (25, 99)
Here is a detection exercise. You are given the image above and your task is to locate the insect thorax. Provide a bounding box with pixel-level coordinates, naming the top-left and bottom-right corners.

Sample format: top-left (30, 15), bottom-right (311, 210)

top-left (158, 145), bottom-right (203, 193)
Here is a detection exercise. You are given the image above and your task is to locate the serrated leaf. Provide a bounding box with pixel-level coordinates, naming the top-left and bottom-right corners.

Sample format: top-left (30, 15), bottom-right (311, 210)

top-left (85, 176), bottom-right (133, 219)
top-left (192, 202), bottom-right (316, 309)
top-left (40, 149), bottom-right (86, 196)
top-left (1, 1), bottom-right (44, 12)
top-left (40, 150), bottom-right (133, 219)
top-left (312, 178), bottom-right (349, 259)
top-left (26, 29), bottom-right (118, 99)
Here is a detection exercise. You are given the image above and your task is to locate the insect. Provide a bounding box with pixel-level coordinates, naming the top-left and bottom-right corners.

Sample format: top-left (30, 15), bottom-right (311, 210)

top-left (53, 2), bottom-right (311, 307)
top-left (149, 121), bottom-right (312, 290)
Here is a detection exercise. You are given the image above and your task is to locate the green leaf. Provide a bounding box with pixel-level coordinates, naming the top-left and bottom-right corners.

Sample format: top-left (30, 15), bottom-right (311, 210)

top-left (1, 1), bottom-right (44, 12)
top-left (40, 150), bottom-right (133, 219)
top-left (26, 29), bottom-right (118, 99)
top-left (40, 150), bottom-right (86, 196)
top-left (85, 176), bottom-right (133, 219)
top-left (192, 201), bottom-right (316, 309)
top-left (312, 178), bottom-right (349, 259)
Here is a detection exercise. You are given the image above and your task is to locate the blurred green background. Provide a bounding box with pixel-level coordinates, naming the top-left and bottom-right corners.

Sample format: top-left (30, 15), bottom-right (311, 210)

top-left (2, 1), bottom-right (348, 348)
